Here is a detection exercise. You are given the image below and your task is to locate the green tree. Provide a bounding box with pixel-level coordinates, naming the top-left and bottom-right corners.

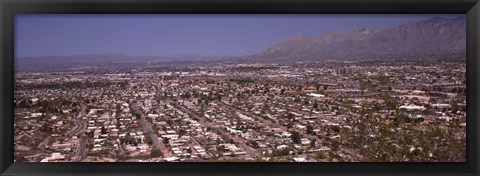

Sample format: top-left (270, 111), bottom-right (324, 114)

top-left (150, 149), bottom-right (163, 157)
top-left (316, 152), bottom-right (326, 159)
top-left (179, 129), bottom-right (187, 136)
top-left (145, 136), bottom-right (153, 145)
top-left (313, 101), bottom-right (318, 109)
top-left (307, 125), bottom-right (314, 134)
top-left (101, 126), bottom-right (107, 134)
top-left (310, 139), bottom-right (317, 147)
top-left (15, 154), bottom-right (27, 162)
top-left (291, 131), bottom-right (302, 144)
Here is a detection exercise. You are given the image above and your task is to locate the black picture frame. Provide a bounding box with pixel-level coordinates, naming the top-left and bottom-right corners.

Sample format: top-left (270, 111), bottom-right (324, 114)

top-left (1, 0), bottom-right (479, 176)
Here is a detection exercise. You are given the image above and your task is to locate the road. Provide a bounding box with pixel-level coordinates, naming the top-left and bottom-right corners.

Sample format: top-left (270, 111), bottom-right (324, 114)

top-left (66, 105), bottom-right (87, 137)
top-left (37, 137), bottom-right (50, 149)
top-left (73, 135), bottom-right (88, 162)
top-left (116, 139), bottom-right (128, 157)
top-left (72, 104), bottom-right (89, 162)
top-left (171, 102), bottom-right (260, 158)
top-left (66, 120), bottom-right (86, 137)
top-left (131, 103), bottom-right (166, 151)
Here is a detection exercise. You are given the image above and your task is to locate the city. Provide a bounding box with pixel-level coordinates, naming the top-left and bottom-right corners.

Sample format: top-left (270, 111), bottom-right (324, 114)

top-left (13, 58), bottom-right (466, 162)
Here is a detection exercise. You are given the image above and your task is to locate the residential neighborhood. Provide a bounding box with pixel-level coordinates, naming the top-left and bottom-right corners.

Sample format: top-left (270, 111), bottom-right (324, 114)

top-left (13, 58), bottom-right (466, 162)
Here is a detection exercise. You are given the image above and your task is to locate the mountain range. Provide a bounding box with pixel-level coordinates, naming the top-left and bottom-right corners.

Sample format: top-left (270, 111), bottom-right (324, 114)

top-left (16, 16), bottom-right (466, 71)
top-left (261, 16), bottom-right (466, 58)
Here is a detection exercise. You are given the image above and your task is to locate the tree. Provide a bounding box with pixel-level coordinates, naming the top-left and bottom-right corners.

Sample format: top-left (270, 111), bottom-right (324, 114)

top-left (135, 113), bottom-right (141, 119)
top-left (291, 131), bottom-right (302, 144)
top-left (185, 92), bottom-right (192, 99)
top-left (217, 94), bottom-right (222, 102)
top-left (331, 140), bottom-right (340, 151)
top-left (330, 125), bottom-right (341, 133)
top-left (152, 125), bottom-right (159, 134)
top-left (150, 149), bottom-right (163, 157)
top-left (451, 101), bottom-right (460, 113)
top-left (145, 136), bottom-right (153, 145)
top-left (383, 94), bottom-right (398, 110)
top-left (377, 75), bottom-right (388, 85)
top-left (247, 141), bottom-right (259, 148)
top-left (39, 123), bottom-right (50, 132)
top-left (217, 145), bottom-right (226, 152)
top-left (316, 151), bottom-right (326, 159)
top-left (271, 148), bottom-right (290, 157)
top-left (294, 97), bottom-right (301, 102)
top-left (310, 139), bottom-right (317, 147)
top-left (88, 143), bottom-right (94, 149)
top-left (101, 126), bottom-right (107, 134)
top-left (287, 112), bottom-right (294, 120)
top-left (340, 106), bottom-right (466, 162)
top-left (179, 129), bottom-right (187, 136)
top-left (88, 130), bottom-right (94, 138)
top-left (124, 133), bottom-right (137, 145)
top-left (18, 99), bottom-right (28, 108)
top-left (297, 86), bottom-right (303, 92)
top-left (304, 100), bottom-right (310, 105)
top-left (286, 122), bottom-right (294, 129)
top-left (15, 154), bottom-right (27, 162)
top-left (307, 125), bottom-right (314, 134)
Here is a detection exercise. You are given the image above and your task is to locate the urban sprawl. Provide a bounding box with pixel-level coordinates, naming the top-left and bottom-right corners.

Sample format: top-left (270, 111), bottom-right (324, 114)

top-left (14, 59), bottom-right (466, 162)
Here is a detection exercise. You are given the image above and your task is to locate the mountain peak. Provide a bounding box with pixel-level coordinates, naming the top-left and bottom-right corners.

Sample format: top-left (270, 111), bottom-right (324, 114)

top-left (289, 34), bottom-right (315, 41)
top-left (428, 17), bottom-right (446, 21)
top-left (353, 27), bottom-right (373, 35)
top-left (320, 32), bottom-right (341, 43)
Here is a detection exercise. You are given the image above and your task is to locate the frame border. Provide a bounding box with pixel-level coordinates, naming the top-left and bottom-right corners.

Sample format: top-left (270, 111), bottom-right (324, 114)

top-left (1, 0), bottom-right (479, 176)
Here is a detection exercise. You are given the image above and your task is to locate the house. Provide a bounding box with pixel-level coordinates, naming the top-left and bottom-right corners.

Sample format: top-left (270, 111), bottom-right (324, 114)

top-left (301, 138), bottom-right (311, 146)
top-left (276, 144), bottom-right (289, 150)
top-left (40, 153), bottom-right (66, 162)
top-left (293, 157), bottom-right (307, 162)
top-left (164, 157), bottom-right (180, 162)
top-left (399, 105), bottom-right (426, 111)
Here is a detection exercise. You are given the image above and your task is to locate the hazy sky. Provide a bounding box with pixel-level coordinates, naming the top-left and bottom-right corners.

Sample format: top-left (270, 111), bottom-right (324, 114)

top-left (15, 14), bottom-right (463, 57)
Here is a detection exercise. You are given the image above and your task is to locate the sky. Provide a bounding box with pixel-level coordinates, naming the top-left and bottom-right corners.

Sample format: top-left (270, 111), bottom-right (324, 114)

top-left (15, 14), bottom-right (464, 57)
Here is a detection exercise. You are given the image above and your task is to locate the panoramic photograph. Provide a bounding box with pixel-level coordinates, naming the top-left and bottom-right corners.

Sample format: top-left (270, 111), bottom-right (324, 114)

top-left (13, 14), bottom-right (466, 162)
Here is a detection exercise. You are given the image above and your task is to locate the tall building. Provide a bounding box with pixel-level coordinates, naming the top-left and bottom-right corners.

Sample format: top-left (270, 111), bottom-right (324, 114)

top-left (337, 67), bottom-right (354, 76)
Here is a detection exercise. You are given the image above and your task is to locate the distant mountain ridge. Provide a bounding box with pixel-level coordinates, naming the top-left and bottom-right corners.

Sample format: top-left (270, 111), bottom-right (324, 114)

top-left (15, 53), bottom-right (223, 72)
top-left (16, 17), bottom-right (466, 72)
top-left (260, 16), bottom-right (466, 58)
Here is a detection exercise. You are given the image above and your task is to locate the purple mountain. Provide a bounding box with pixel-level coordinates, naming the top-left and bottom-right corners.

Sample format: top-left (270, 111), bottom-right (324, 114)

top-left (261, 16), bottom-right (466, 58)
